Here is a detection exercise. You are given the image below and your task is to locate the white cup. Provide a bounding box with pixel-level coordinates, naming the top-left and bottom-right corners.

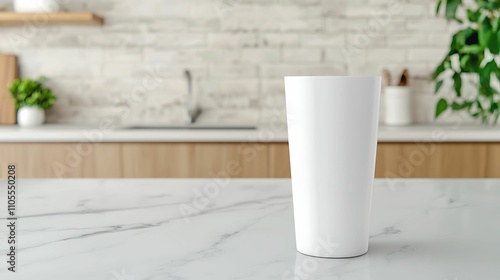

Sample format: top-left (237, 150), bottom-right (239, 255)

top-left (284, 76), bottom-right (381, 258)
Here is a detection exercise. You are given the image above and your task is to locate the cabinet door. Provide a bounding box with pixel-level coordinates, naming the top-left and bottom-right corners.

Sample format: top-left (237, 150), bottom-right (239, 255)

top-left (487, 144), bottom-right (500, 177)
top-left (376, 143), bottom-right (500, 178)
top-left (269, 142), bottom-right (500, 178)
top-left (375, 143), bottom-right (441, 178)
top-left (195, 143), bottom-right (269, 178)
top-left (121, 143), bottom-right (195, 178)
top-left (0, 143), bottom-right (122, 178)
top-left (269, 143), bottom-right (291, 178)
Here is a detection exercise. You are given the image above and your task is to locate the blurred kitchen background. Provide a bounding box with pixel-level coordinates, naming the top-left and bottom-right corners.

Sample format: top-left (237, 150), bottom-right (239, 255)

top-left (0, 0), bottom-right (472, 125)
top-left (0, 0), bottom-right (499, 179)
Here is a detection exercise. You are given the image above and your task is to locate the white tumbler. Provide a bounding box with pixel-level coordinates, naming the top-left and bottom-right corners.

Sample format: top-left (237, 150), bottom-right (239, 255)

top-left (284, 76), bottom-right (381, 258)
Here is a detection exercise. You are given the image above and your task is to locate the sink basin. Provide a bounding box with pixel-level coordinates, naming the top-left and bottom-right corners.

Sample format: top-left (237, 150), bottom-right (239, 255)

top-left (122, 125), bottom-right (257, 130)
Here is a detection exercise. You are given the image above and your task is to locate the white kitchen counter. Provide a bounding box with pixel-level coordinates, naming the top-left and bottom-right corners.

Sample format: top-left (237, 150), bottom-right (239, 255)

top-left (0, 124), bottom-right (499, 142)
top-left (0, 178), bottom-right (499, 280)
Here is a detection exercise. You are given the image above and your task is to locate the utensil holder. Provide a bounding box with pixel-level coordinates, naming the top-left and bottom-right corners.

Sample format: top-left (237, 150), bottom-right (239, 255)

top-left (383, 86), bottom-right (412, 126)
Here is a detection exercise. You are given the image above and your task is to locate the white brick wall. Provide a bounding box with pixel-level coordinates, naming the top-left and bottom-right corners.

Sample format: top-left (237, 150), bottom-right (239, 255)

top-left (0, 0), bottom-right (467, 124)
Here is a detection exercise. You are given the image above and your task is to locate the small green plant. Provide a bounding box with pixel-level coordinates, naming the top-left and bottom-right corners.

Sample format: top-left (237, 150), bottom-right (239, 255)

top-left (433, 0), bottom-right (500, 124)
top-left (9, 77), bottom-right (56, 110)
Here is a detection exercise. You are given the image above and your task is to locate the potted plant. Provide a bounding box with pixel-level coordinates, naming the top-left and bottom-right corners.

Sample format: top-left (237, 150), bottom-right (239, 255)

top-left (433, 0), bottom-right (500, 124)
top-left (9, 77), bottom-right (56, 127)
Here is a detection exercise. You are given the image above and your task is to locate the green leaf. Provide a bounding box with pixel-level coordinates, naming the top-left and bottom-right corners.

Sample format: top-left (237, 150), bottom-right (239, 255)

top-left (477, 0), bottom-right (496, 11)
top-left (445, 0), bottom-right (461, 21)
top-left (452, 28), bottom-right (476, 50)
top-left (495, 66), bottom-right (500, 81)
top-left (460, 45), bottom-right (483, 54)
top-left (476, 99), bottom-right (484, 110)
top-left (8, 77), bottom-right (56, 110)
top-left (490, 100), bottom-right (498, 114)
top-left (432, 61), bottom-right (446, 80)
top-left (467, 54), bottom-right (482, 72)
top-left (492, 1), bottom-right (500, 10)
top-left (452, 101), bottom-right (472, 111)
top-left (466, 9), bottom-right (480, 22)
top-left (493, 17), bottom-right (500, 32)
top-left (436, 98), bottom-right (449, 117)
top-left (436, 0), bottom-right (443, 15)
top-left (480, 60), bottom-right (497, 86)
top-left (489, 31), bottom-right (500, 54)
top-left (479, 17), bottom-right (493, 48)
top-left (450, 29), bottom-right (479, 57)
top-left (479, 83), bottom-right (489, 96)
top-left (451, 101), bottom-right (462, 110)
top-left (452, 72), bottom-right (462, 97)
top-left (435, 80), bottom-right (444, 94)
top-left (460, 54), bottom-right (470, 69)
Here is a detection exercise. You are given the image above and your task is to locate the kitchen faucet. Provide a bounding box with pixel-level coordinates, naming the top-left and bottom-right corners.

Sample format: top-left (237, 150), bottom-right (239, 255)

top-left (184, 70), bottom-right (202, 124)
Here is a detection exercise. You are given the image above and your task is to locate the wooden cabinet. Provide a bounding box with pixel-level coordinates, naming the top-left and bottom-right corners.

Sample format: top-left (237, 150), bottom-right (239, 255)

top-left (120, 143), bottom-right (268, 178)
top-left (194, 143), bottom-right (269, 178)
top-left (0, 143), bottom-right (121, 178)
top-left (0, 142), bottom-right (499, 178)
top-left (121, 143), bottom-right (195, 178)
top-left (268, 143), bottom-right (291, 178)
top-left (376, 142), bottom-right (500, 178)
top-left (268, 142), bottom-right (500, 178)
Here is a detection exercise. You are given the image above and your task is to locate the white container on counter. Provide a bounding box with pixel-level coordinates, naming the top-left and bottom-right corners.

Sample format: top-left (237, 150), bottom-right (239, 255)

top-left (17, 107), bottom-right (45, 127)
top-left (13, 0), bottom-right (60, 13)
top-left (284, 76), bottom-right (381, 258)
top-left (383, 86), bottom-right (412, 126)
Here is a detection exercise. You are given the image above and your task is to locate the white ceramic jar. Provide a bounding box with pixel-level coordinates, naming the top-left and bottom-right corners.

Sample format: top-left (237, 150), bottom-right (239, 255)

top-left (383, 86), bottom-right (413, 126)
top-left (13, 0), bottom-right (60, 13)
top-left (17, 107), bottom-right (45, 127)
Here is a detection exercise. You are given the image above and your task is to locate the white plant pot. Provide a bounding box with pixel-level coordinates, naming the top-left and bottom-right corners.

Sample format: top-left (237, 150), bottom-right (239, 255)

top-left (13, 0), bottom-right (60, 13)
top-left (383, 86), bottom-right (413, 126)
top-left (284, 76), bottom-right (381, 258)
top-left (17, 107), bottom-right (45, 127)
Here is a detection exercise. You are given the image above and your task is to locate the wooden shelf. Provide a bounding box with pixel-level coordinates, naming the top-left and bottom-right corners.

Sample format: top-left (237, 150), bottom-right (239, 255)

top-left (0, 12), bottom-right (104, 26)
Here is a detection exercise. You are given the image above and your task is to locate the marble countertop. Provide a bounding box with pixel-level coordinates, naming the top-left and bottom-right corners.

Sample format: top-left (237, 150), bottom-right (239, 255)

top-left (0, 178), bottom-right (499, 280)
top-left (0, 124), bottom-right (499, 142)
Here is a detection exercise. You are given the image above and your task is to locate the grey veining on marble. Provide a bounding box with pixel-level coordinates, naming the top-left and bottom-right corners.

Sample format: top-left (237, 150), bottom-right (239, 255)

top-left (0, 179), bottom-right (499, 280)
